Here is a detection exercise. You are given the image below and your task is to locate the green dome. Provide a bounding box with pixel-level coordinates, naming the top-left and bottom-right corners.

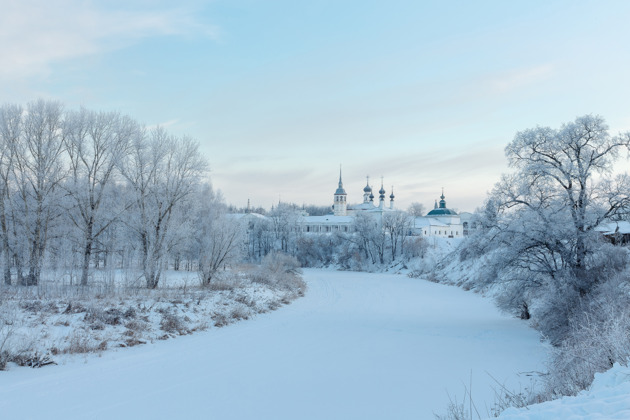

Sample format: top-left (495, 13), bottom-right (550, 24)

top-left (426, 191), bottom-right (457, 216)
top-left (427, 208), bottom-right (458, 216)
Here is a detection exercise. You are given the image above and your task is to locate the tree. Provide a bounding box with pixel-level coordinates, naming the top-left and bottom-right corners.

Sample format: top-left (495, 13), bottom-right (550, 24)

top-left (468, 115), bottom-right (630, 341)
top-left (351, 212), bottom-right (387, 265)
top-left (121, 127), bottom-right (207, 289)
top-left (503, 115), bottom-right (630, 294)
top-left (0, 104), bottom-right (21, 285)
top-left (190, 184), bottom-right (244, 285)
top-left (407, 202), bottom-right (426, 217)
top-left (63, 108), bottom-right (135, 286)
top-left (11, 100), bottom-right (66, 286)
top-left (382, 211), bottom-right (413, 260)
top-left (268, 202), bottom-right (301, 254)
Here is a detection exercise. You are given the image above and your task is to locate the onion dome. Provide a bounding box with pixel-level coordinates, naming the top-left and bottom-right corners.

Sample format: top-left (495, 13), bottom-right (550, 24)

top-left (427, 190), bottom-right (458, 216)
top-left (363, 176), bottom-right (372, 193)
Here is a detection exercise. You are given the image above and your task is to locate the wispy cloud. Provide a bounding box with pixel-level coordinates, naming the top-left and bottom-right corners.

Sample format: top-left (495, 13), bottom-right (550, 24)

top-left (0, 0), bottom-right (218, 80)
top-left (490, 64), bottom-right (555, 93)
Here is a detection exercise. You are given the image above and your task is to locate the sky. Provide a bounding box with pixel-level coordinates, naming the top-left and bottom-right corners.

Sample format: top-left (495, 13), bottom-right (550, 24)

top-left (2, 0), bottom-right (630, 212)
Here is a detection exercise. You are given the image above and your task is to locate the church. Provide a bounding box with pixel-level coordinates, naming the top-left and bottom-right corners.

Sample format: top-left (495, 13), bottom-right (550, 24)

top-left (298, 169), bottom-right (466, 238)
top-left (298, 170), bottom-right (397, 234)
top-left (410, 191), bottom-right (464, 238)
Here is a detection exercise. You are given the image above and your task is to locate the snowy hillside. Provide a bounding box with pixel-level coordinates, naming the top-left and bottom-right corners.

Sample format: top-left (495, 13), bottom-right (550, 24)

top-left (496, 364), bottom-right (630, 419)
top-left (0, 269), bottom-right (546, 419)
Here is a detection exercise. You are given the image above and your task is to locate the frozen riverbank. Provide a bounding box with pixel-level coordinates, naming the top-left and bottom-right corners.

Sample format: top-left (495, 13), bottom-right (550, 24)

top-left (0, 269), bottom-right (546, 419)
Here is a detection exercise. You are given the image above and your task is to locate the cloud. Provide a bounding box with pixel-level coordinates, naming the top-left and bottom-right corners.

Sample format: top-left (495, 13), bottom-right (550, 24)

top-left (490, 64), bottom-right (555, 93)
top-left (0, 0), bottom-right (218, 80)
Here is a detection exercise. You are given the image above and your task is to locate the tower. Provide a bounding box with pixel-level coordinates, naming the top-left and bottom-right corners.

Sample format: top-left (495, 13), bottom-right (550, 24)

top-left (389, 186), bottom-right (395, 210)
top-left (378, 177), bottom-right (386, 209)
top-left (363, 176), bottom-right (372, 203)
top-left (439, 188), bottom-right (447, 209)
top-left (333, 166), bottom-right (347, 216)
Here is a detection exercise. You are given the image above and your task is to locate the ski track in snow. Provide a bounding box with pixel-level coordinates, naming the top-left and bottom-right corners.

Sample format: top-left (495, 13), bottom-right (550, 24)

top-left (0, 269), bottom-right (546, 419)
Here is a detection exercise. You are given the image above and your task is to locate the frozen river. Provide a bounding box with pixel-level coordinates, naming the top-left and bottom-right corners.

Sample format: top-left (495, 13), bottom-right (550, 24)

top-left (0, 269), bottom-right (546, 419)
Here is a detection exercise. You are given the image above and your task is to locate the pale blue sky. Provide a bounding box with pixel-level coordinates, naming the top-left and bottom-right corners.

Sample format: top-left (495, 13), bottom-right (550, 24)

top-left (2, 0), bottom-right (630, 212)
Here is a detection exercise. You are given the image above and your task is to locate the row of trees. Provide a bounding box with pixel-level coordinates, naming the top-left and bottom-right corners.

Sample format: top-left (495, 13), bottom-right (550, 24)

top-left (239, 202), bottom-right (423, 269)
top-left (0, 100), bottom-right (211, 288)
top-left (0, 100), bottom-right (438, 289)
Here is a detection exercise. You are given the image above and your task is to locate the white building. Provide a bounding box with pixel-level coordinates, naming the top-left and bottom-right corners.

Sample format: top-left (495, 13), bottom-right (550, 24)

top-left (411, 191), bottom-right (464, 238)
top-left (300, 169), bottom-right (398, 233)
top-left (233, 170), bottom-right (468, 239)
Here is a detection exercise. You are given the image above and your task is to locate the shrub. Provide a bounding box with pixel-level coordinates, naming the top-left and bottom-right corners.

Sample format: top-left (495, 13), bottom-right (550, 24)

top-left (160, 311), bottom-right (188, 335)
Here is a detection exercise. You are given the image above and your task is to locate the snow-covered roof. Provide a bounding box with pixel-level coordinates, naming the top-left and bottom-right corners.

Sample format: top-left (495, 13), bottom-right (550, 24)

top-left (349, 202), bottom-right (376, 211)
top-left (226, 212), bottom-right (268, 221)
top-left (595, 221), bottom-right (630, 235)
top-left (414, 217), bottom-right (449, 227)
top-left (299, 215), bottom-right (354, 224)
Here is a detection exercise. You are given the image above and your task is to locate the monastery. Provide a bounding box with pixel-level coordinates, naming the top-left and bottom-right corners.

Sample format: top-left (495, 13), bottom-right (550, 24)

top-left (298, 169), bottom-right (470, 238)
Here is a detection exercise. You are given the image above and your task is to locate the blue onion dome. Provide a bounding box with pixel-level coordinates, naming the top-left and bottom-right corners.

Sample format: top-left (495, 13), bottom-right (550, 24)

top-left (369, 192), bottom-right (374, 201)
top-left (364, 183), bottom-right (372, 193)
top-left (390, 192), bottom-right (395, 200)
top-left (379, 186), bottom-right (386, 195)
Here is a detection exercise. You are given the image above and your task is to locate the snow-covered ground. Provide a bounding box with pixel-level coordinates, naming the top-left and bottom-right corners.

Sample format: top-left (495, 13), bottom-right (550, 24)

top-left (0, 269), bottom-right (546, 419)
top-left (497, 364), bottom-right (630, 420)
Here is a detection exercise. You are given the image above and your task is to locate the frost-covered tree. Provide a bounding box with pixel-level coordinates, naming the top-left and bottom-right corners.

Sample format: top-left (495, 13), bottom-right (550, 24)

top-left (0, 104), bottom-right (21, 285)
top-left (502, 115), bottom-right (630, 293)
top-left (268, 203), bottom-right (301, 254)
top-left (63, 108), bottom-right (136, 285)
top-left (121, 127), bottom-right (207, 289)
top-left (382, 211), bottom-right (413, 260)
top-left (11, 100), bottom-right (66, 286)
top-left (190, 184), bottom-right (244, 286)
top-left (467, 115), bottom-right (630, 340)
top-left (407, 202), bottom-right (426, 217)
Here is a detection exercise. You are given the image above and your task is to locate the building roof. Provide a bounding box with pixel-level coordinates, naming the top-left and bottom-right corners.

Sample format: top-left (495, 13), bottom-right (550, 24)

top-left (595, 221), bottom-right (630, 235)
top-left (299, 215), bottom-right (354, 224)
top-left (426, 191), bottom-right (458, 216)
top-left (414, 217), bottom-right (450, 227)
top-left (426, 208), bottom-right (459, 216)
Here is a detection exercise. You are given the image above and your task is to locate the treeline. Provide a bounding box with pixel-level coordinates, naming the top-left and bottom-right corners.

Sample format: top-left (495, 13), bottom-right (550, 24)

top-left (451, 115), bottom-right (630, 398)
top-left (0, 100), bottom-right (222, 289)
top-left (242, 203), bottom-right (426, 270)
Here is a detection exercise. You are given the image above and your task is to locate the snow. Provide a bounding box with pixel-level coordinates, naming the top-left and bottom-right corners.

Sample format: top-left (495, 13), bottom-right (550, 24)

top-left (0, 269), bottom-right (546, 419)
top-left (497, 364), bottom-right (630, 420)
top-left (595, 221), bottom-right (630, 235)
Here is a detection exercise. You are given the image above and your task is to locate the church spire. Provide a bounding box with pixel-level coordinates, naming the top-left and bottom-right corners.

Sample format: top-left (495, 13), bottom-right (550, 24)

top-left (439, 188), bottom-right (447, 209)
top-left (389, 186), bottom-right (395, 209)
top-left (333, 165), bottom-right (347, 216)
top-left (338, 164), bottom-right (343, 188)
top-left (378, 177), bottom-right (386, 208)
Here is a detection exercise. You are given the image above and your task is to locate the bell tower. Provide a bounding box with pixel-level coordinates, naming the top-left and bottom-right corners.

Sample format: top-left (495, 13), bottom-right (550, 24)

top-left (333, 165), bottom-right (347, 216)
